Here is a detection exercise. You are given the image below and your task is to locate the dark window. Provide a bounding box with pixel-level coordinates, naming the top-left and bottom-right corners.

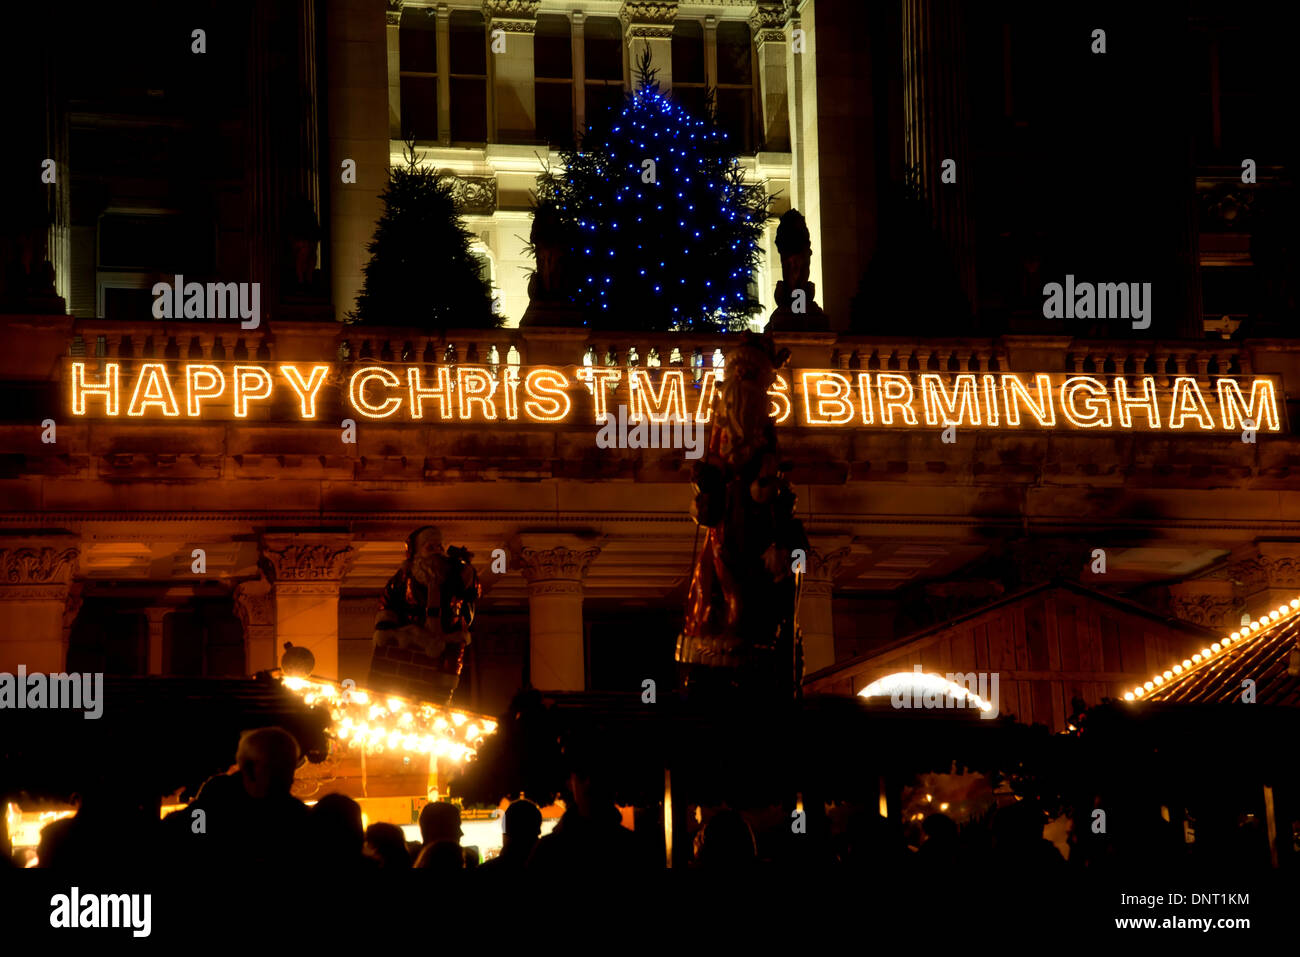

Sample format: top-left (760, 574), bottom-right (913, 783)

top-left (449, 9), bottom-right (486, 75)
top-left (535, 14), bottom-right (571, 79)
top-left (400, 75), bottom-right (439, 141)
top-left (451, 77), bottom-right (487, 142)
top-left (716, 22), bottom-right (754, 151)
top-left (535, 14), bottom-right (573, 147)
top-left (399, 9), bottom-right (437, 73)
top-left (672, 20), bottom-right (705, 84)
top-left (164, 604), bottom-right (245, 677)
top-left (585, 83), bottom-right (624, 126)
top-left (585, 17), bottom-right (623, 81)
top-left (716, 21), bottom-right (752, 85)
top-left (449, 10), bottom-right (487, 142)
top-left (537, 82), bottom-right (574, 147)
top-left (399, 7), bottom-right (438, 140)
top-left (103, 287), bottom-right (154, 322)
top-left (716, 86), bottom-right (752, 150)
top-left (583, 17), bottom-right (624, 129)
top-left (674, 86), bottom-right (707, 121)
top-left (67, 602), bottom-right (148, 675)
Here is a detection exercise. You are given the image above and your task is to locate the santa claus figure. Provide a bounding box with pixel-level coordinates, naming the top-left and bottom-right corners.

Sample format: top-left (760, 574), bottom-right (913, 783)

top-left (372, 526), bottom-right (481, 702)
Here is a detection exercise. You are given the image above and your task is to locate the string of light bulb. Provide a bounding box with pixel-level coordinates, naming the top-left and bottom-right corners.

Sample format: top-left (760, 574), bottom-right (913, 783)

top-left (1123, 597), bottom-right (1300, 701)
top-left (279, 675), bottom-right (497, 760)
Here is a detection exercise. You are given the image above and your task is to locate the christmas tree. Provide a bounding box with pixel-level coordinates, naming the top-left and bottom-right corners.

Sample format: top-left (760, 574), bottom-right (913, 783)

top-left (351, 138), bottom-right (501, 329)
top-left (535, 49), bottom-right (772, 332)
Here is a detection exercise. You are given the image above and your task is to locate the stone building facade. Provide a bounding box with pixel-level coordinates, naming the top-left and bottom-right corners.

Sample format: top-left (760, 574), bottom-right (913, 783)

top-left (1, 1), bottom-right (1295, 729)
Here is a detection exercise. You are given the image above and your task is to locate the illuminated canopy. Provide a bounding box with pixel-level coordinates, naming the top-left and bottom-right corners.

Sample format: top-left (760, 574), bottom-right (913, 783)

top-left (858, 670), bottom-right (994, 714)
top-left (279, 675), bottom-right (497, 761)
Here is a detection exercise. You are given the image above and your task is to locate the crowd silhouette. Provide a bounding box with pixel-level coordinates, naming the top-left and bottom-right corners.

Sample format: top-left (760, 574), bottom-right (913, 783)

top-left (5, 724), bottom-right (1271, 875)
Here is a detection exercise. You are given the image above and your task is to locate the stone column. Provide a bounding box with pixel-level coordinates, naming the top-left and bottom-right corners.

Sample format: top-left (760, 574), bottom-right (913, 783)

top-left (259, 536), bottom-right (355, 681)
top-left (513, 535), bottom-right (601, 691)
top-left (327, 0), bottom-right (391, 322)
top-left (436, 4), bottom-right (452, 145)
top-left (0, 539), bottom-right (79, 673)
top-left (235, 579), bottom-right (278, 675)
top-left (751, 3), bottom-right (789, 151)
top-left (571, 11), bottom-right (586, 134)
top-left (144, 607), bottom-right (169, 675)
top-left (703, 15), bottom-right (718, 88)
top-left (901, 0), bottom-right (975, 310)
top-left (485, 2), bottom-right (539, 144)
top-left (800, 545), bottom-right (849, 675)
top-left (620, 1), bottom-right (676, 91)
top-left (386, 1), bottom-right (403, 139)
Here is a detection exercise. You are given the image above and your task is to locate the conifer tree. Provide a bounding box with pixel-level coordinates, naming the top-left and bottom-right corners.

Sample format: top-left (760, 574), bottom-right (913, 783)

top-left (534, 49), bottom-right (772, 332)
top-left (352, 138), bottom-right (500, 329)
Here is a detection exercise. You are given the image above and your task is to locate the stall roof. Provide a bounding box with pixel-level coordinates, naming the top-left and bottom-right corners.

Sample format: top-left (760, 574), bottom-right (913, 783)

top-left (1140, 599), bottom-right (1300, 707)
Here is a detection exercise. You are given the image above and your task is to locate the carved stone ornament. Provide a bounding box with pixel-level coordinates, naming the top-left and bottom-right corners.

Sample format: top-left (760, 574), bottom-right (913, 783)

top-left (482, 0), bottom-right (541, 17)
top-left (448, 175), bottom-right (498, 215)
top-left (620, 1), bottom-right (678, 27)
top-left (259, 541), bottom-right (356, 583)
top-left (1167, 592), bottom-right (1243, 630)
top-left (0, 546), bottom-right (79, 586)
top-left (515, 545), bottom-right (601, 583)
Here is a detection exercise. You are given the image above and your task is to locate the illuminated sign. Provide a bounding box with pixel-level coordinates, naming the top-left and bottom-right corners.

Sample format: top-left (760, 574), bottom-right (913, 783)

top-left (66, 361), bottom-right (1283, 433)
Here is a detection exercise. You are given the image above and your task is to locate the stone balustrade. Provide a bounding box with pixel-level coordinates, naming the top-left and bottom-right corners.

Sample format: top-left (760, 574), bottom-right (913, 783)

top-left (3, 316), bottom-right (1299, 432)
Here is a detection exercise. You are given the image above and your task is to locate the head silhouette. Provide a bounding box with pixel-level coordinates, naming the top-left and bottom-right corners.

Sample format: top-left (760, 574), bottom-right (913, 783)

top-left (236, 727), bottom-right (301, 800)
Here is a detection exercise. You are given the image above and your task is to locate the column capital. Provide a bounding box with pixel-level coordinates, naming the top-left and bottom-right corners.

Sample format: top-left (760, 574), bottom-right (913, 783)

top-left (0, 540), bottom-right (79, 601)
top-left (511, 534), bottom-right (602, 586)
top-left (259, 535), bottom-right (355, 594)
top-left (234, 578), bottom-right (276, 628)
top-left (621, 0), bottom-right (677, 41)
top-left (483, 0), bottom-right (539, 33)
top-left (801, 544), bottom-right (849, 598)
top-left (386, 0), bottom-right (404, 26)
top-left (750, 1), bottom-right (791, 35)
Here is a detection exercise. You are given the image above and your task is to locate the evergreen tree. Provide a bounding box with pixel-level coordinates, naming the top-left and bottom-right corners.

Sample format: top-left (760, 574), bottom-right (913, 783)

top-left (351, 138), bottom-right (500, 329)
top-left (535, 49), bottom-right (772, 332)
